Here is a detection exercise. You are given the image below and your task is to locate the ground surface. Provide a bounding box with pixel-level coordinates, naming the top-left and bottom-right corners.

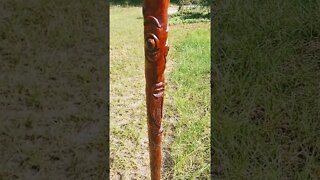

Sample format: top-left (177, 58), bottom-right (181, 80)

top-left (212, 0), bottom-right (320, 179)
top-left (168, 6), bottom-right (178, 15)
top-left (0, 1), bottom-right (108, 179)
top-left (110, 6), bottom-right (210, 179)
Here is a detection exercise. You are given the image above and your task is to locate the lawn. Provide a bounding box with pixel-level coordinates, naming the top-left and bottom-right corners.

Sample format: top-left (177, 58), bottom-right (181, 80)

top-left (110, 6), bottom-right (210, 179)
top-left (212, 0), bottom-right (320, 179)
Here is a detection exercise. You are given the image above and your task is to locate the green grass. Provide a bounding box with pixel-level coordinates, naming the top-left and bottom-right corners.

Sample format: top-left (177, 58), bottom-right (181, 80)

top-left (213, 0), bottom-right (320, 179)
top-left (170, 29), bottom-right (211, 178)
top-left (169, 7), bottom-right (210, 25)
top-left (110, 6), bottom-right (210, 179)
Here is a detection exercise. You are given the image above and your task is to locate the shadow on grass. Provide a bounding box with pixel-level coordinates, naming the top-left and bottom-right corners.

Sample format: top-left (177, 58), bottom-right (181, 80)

top-left (162, 149), bottom-right (175, 179)
top-left (169, 8), bottom-right (210, 24)
top-left (161, 94), bottom-right (180, 179)
top-left (172, 11), bottom-right (210, 20)
top-left (136, 7), bottom-right (210, 24)
top-left (110, 0), bottom-right (142, 6)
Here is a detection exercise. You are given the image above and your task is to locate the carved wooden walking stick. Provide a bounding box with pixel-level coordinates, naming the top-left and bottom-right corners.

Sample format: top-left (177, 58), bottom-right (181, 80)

top-left (143, 0), bottom-right (169, 179)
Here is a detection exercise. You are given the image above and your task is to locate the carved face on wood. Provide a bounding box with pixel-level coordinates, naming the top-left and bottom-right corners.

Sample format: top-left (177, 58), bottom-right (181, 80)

top-left (142, 1), bottom-right (170, 178)
top-left (144, 15), bottom-right (169, 82)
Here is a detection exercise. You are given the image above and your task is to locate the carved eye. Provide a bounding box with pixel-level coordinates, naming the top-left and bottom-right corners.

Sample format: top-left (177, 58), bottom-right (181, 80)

top-left (146, 38), bottom-right (156, 51)
top-left (145, 33), bottom-right (159, 52)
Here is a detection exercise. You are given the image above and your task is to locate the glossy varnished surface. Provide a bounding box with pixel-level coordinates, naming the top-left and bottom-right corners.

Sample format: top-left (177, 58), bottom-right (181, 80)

top-left (143, 0), bottom-right (169, 179)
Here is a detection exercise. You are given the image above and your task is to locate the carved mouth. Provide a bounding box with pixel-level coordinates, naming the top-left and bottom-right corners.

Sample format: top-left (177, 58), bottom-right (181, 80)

top-left (152, 82), bottom-right (164, 98)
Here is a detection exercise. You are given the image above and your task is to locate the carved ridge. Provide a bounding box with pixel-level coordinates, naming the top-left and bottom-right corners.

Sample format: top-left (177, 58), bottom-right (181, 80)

top-left (144, 16), bottom-right (162, 28)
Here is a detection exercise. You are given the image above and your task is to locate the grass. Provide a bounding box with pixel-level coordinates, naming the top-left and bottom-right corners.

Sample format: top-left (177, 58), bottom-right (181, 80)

top-left (170, 29), bottom-right (211, 178)
top-left (110, 6), bottom-right (210, 179)
top-left (212, 0), bottom-right (320, 179)
top-left (110, 6), bottom-right (149, 179)
top-left (0, 0), bottom-right (108, 179)
top-left (169, 7), bottom-right (210, 25)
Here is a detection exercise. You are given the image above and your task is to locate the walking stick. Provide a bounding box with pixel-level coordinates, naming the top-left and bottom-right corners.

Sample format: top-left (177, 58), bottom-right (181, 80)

top-left (143, 0), bottom-right (169, 179)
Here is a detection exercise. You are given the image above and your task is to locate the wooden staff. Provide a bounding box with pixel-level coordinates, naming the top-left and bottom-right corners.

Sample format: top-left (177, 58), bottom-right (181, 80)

top-left (143, 0), bottom-right (169, 179)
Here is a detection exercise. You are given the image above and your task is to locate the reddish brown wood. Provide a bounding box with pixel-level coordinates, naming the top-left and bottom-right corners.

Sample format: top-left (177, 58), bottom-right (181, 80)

top-left (143, 0), bottom-right (169, 179)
